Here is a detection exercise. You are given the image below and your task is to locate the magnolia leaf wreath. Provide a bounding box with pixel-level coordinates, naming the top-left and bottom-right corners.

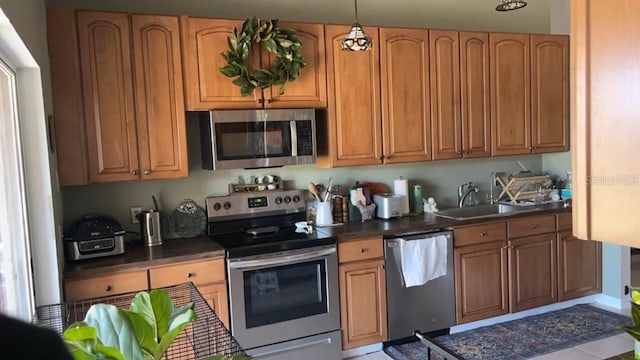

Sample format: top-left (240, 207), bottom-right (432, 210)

top-left (220, 17), bottom-right (306, 97)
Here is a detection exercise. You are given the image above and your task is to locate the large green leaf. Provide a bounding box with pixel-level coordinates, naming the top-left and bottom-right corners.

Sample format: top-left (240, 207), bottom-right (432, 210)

top-left (63, 322), bottom-right (98, 342)
top-left (153, 309), bottom-right (195, 360)
top-left (129, 291), bottom-right (158, 339)
top-left (94, 344), bottom-right (126, 360)
top-left (84, 304), bottom-right (145, 360)
top-left (149, 289), bottom-right (173, 339)
top-left (67, 347), bottom-right (95, 360)
top-left (122, 310), bottom-right (157, 356)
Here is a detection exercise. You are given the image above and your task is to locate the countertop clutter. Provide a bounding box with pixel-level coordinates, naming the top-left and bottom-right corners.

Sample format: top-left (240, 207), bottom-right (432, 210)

top-left (64, 201), bottom-right (569, 277)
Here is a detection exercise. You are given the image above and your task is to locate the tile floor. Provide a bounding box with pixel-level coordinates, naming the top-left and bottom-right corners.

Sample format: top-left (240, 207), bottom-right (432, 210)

top-left (348, 303), bottom-right (634, 360)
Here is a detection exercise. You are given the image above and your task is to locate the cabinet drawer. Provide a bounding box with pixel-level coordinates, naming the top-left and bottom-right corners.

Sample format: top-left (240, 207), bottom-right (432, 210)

top-left (64, 270), bottom-right (148, 301)
top-left (508, 215), bottom-right (556, 238)
top-left (454, 222), bottom-right (507, 247)
top-left (557, 212), bottom-right (572, 231)
top-left (149, 258), bottom-right (225, 288)
top-left (339, 237), bottom-right (383, 263)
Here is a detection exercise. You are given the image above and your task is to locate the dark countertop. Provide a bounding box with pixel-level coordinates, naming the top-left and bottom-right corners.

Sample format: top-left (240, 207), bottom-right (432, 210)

top-left (64, 235), bottom-right (225, 279)
top-left (64, 203), bottom-right (570, 278)
top-left (319, 202), bottom-right (570, 241)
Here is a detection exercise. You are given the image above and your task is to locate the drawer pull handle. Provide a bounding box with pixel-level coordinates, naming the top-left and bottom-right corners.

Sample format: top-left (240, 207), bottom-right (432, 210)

top-left (360, 248), bottom-right (367, 253)
top-left (104, 285), bottom-right (112, 292)
top-left (187, 272), bottom-right (194, 278)
top-left (480, 232), bottom-right (487, 237)
top-left (530, 225), bottom-right (537, 230)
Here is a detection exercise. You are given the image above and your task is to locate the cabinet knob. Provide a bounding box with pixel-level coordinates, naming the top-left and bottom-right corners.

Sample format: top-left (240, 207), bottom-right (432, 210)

top-left (132, 170), bottom-right (138, 175)
top-left (530, 225), bottom-right (537, 230)
top-left (360, 248), bottom-right (367, 253)
top-left (267, 98), bottom-right (273, 103)
top-left (144, 170), bottom-right (150, 175)
top-left (378, 155), bottom-right (384, 161)
top-left (258, 98), bottom-right (264, 104)
top-left (187, 272), bottom-right (194, 278)
top-left (385, 155), bottom-right (391, 160)
top-left (480, 232), bottom-right (487, 237)
top-left (104, 285), bottom-right (112, 292)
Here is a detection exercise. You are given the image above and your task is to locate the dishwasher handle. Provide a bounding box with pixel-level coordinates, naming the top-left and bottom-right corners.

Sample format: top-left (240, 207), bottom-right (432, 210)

top-left (385, 231), bottom-right (452, 247)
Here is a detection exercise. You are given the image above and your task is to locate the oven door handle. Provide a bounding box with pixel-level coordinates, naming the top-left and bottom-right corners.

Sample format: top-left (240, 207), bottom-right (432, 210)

top-left (228, 246), bottom-right (336, 270)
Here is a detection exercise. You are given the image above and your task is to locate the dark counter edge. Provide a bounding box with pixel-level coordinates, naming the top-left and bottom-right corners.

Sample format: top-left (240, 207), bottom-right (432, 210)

top-left (64, 204), bottom-right (570, 278)
top-left (64, 235), bottom-right (225, 279)
top-left (317, 202), bottom-right (571, 241)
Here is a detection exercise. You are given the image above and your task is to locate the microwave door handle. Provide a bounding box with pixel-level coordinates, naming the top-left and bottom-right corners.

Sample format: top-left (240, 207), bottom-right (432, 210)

top-left (290, 120), bottom-right (298, 157)
top-left (228, 247), bottom-right (336, 270)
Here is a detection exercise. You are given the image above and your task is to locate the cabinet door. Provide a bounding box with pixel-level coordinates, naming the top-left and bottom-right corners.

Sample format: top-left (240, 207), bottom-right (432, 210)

top-left (454, 241), bottom-right (509, 324)
top-left (460, 32), bottom-right (491, 158)
top-left (339, 259), bottom-right (387, 349)
top-left (490, 33), bottom-right (531, 156)
top-left (181, 17), bottom-right (262, 110)
top-left (131, 15), bottom-right (188, 180)
top-left (429, 30), bottom-right (461, 160)
top-left (380, 27), bottom-right (431, 163)
top-left (322, 25), bottom-right (382, 167)
top-left (198, 282), bottom-right (229, 330)
top-left (64, 270), bottom-right (148, 301)
top-left (557, 231), bottom-right (602, 301)
top-left (77, 11), bottom-right (139, 182)
top-left (47, 8), bottom-right (90, 186)
top-left (571, 0), bottom-right (640, 244)
top-left (531, 34), bottom-right (569, 153)
top-left (510, 233), bottom-right (557, 312)
top-left (264, 22), bottom-right (327, 108)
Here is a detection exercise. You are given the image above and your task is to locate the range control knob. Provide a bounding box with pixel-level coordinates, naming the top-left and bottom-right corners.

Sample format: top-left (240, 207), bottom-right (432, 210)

top-left (223, 201), bottom-right (231, 210)
top-left (275, 197), bottom-right (283, 204)
top-left (292, 195), bottom-right (301, 203)
top-left (213, 202), bottom-right (221, 211)
top-left (284, 196), bottom-right (291, 203)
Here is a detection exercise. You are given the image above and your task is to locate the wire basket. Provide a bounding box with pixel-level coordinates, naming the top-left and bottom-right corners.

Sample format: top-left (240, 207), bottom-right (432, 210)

top-left (33, 282), bottom-right (245, 359)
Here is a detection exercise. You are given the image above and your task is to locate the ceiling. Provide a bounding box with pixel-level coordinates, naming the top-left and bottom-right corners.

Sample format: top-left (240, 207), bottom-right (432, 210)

top-left (46, 0), bottom-right (553, 33)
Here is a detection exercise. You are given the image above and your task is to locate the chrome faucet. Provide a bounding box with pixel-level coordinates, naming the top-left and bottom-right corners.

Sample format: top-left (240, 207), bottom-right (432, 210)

top-left (458, 182), bottom-right (479, 208)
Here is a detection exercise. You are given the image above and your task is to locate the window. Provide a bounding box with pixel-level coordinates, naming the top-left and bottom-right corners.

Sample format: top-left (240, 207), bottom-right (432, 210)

top-left (0, 56), bottom-right (35, 320)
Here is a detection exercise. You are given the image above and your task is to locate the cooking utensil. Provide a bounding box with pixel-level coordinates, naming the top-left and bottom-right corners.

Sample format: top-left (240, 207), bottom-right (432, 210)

top-left (152, 195), bottom-right (160, 211)
top-left (324, 177), bottom-right (333, 202)
top-left (308, 182), bottom-right (321, 202)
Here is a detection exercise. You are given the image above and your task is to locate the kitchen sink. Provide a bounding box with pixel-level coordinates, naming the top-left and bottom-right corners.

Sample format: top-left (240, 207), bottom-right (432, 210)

top-left (434, 203), bottom-right (540, 220)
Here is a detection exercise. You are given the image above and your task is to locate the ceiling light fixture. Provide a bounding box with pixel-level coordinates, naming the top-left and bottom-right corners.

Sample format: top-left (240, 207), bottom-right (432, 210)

top-left (341, 0), bottom-right (373, 51)
top-left (496, 0), bottom-right (528, 11)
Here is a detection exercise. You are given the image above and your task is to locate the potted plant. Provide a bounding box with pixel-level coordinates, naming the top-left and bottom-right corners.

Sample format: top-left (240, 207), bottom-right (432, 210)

top-left (622, 287), bottom-right (640, 359)
top-left (61, 288), bottom-right (249, 360)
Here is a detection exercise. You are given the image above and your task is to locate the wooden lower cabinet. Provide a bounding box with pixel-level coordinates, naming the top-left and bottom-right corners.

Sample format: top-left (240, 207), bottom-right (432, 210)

top-left (509, 233), bottom-right (557, 312)
top-left (197, 282), bottom-right (229, 329)
top-left (454, 241), bottom-right (509, 324)
top-left (339, 258), bottom-right (387, 350)
top-left (557, 231), bottom-right (602, 301)
top-left (64, 269), bottom-right (148, 301)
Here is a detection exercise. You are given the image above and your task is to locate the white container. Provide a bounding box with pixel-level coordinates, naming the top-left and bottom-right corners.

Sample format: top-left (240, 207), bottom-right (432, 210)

top-left (315, 202), bottom-right (333, 226)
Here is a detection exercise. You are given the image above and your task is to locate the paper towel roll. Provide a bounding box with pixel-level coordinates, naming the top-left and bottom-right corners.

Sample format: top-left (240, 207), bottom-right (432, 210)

top-left (394, 177), bottom-right (410, 214)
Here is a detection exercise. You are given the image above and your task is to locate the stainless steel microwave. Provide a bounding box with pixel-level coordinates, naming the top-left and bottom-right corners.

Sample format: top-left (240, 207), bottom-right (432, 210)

top-left (199, 109), bottom-right (316, 170)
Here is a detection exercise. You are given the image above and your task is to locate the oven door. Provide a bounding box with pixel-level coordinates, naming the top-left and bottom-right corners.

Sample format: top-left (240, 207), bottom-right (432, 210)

top-left (227, 245), bottom-right (339, 351)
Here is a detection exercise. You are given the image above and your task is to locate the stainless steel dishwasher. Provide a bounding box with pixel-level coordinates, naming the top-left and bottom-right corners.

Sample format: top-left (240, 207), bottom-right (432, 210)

top-left (384, 230), bottom-right (455, 341)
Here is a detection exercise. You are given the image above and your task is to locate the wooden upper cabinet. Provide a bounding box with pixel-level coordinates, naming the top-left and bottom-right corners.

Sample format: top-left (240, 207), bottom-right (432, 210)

top-left (460, 32), bottom-right (491, 158)
top-left (430, 30), bottom-right (461, 160)
top-left (571, 0), bottom-right (640, 244)
top-left (181, 17), bottom-right (262, 110)
top-left (321, 25), bottom-right (382, 167)
top-left (131, 15), bottom-right (188, 180)
top-left (380, 27), bottom-right (431, 163)
top-left (47, 8), bottom-right (89, 186)
top-left (77, 11), bottom-right (139, 182)
top-left (531, 34), bottom-right (569, 153)
top-left (264, 22), bottom-right (327, 108)
top-left (490, 33), bottom-right (531, 156)
top-left (182, 18), bottom-right (326, 110)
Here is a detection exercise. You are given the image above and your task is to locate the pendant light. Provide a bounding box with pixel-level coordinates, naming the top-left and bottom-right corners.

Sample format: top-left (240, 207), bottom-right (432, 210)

top-left (341, 0), bottom-right (373, 51)
top-left (496, 0), bottom-right (528, 11)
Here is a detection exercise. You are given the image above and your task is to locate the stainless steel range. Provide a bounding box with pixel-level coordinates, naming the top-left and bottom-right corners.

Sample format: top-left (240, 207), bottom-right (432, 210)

top-left (206, 190), bottom-right (341, 360)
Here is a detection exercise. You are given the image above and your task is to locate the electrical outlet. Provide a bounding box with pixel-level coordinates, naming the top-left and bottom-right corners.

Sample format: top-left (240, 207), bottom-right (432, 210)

top-left (130, 206), bottom-right (142, 224)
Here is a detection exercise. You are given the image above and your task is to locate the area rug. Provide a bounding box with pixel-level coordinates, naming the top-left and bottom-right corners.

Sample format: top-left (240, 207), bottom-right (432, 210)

top-left (384, 304), bottom-right (632, 360)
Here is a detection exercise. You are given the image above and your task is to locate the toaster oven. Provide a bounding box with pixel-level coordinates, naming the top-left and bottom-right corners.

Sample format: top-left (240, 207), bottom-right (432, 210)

top-left (64, 214), bottom-right (125, 261)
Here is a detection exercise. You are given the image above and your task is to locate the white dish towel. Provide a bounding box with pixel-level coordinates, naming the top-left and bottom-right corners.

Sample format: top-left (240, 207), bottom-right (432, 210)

top-left (398, 234), bottom-right (448, 287)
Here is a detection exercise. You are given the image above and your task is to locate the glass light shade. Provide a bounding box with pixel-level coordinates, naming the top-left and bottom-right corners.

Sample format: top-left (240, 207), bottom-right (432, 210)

top-left (496, 0), bottom-right (527, 11)
top-left (341, 23), bottom-right (373, 51)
